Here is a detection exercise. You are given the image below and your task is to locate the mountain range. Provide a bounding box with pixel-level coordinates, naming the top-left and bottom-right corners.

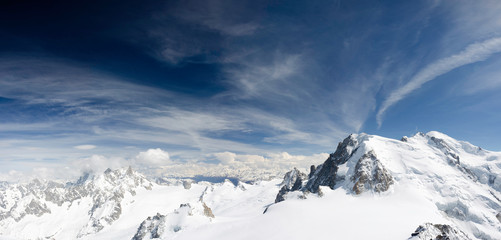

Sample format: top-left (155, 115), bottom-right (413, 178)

top-left (1, 131), bottom-right (500, 239)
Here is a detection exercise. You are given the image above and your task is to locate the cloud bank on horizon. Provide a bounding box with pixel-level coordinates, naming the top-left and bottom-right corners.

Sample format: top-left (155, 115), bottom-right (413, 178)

top-left (1, 0), bottom-right (501, 180)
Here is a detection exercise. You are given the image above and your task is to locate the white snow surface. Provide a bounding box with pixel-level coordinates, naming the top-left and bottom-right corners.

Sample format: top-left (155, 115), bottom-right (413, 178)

top-left (0, 131), bottom-right (500, 240)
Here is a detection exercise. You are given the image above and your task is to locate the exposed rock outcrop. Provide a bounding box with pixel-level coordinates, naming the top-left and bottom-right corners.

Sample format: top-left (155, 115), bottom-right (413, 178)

top-left (351, 151), bottom-right (393, 195)
top-left (132, 202), bottom-right (213, 240)
top-left (183, 180), bottom-right (192, 190)
top-left (132, 213), bottom-right (166, 240)
top-left (202, 202), bottom-right (215, 218)
top-left (409, 223), bottom-right (471, 240)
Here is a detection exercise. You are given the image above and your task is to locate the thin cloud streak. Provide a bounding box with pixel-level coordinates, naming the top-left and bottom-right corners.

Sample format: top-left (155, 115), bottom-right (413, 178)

top-left (377, 37), bottom-right (501, 127)
top-left (74, 145), bottom-right (97, 150)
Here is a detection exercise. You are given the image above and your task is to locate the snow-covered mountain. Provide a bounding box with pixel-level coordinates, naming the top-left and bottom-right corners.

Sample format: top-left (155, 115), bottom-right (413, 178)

top-left (272, 131), bottom-right (501, 239)
top-left (1, 131), bottom-right (500, 239)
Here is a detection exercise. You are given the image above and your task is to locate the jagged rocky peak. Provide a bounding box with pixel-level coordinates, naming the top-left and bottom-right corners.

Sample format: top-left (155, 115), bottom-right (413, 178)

top-left (274, 133), bottom-right (399, 202)
top-left (351, 150), bottom-right (394, 195)
top-left (77, 167), bottom-right (154, 237)
top-left (1, 166), bottom-right (155, 237)
top-left (281, 168), bottom-right (307, 191)
top-left (275, 168), bottom-right (307, 203)
top-left (24, 198), bottom-right (51, 217)
top-left (96, 166), bottom-right (153, 191)
top-left (409, 223), bottom-right (472, 240)
top-left (305, 134), bottom-right (359, 193)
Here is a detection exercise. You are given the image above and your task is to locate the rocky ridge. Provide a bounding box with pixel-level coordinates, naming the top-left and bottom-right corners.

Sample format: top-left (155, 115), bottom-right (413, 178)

top-left (409, 223), bottom-right (471, 240)
top-left (0, 166), bottom-right (153, 237)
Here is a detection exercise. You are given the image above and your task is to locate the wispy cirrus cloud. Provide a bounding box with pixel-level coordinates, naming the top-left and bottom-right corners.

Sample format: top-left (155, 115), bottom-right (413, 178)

top-left (170, 0), bottom-right (260, 37)
top-left (222, 53), bottom-right (303, 100)
top-left (459, 57), bottom-right (501, 95)
top-left (74, 145), bottom-right (96, 150)
top-left (141, 0), bottom-right (263, 64)
top-left (0, 58), bottom-right (175, 107)
top-left (377, 37), bottom-right (501, 127)
top-left (0, 56), bottom-right (343, 179)
top-left (11, 0), bottom-right (501, 180)
top-left (131, 0), bottom-right (385, 142)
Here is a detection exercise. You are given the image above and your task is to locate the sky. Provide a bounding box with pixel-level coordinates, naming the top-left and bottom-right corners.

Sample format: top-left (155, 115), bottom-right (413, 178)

top-left (1, 0), bottom-right (501, 181)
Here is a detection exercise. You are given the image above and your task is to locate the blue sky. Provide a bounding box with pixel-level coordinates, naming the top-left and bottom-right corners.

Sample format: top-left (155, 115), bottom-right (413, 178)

top-left (1, 0), bottom-right (501, 180)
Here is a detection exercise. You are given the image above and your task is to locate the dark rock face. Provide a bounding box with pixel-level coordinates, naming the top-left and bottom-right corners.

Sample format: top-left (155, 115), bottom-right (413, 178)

top-left (308, 165), bottom-right (316, 179)
top-left (409, 223), bottom-right (471, 240)
top-left (274, 187), bottom-right (288, 203)
top-left (274, 168), bottom-right (307, 203)
top-left (351, 151), bottom-right (394, 195)
top-left (274, 134), bottom-right (364, 203)
top-left (305, 134), bottom-right (358, 193)
top-left (496, 212), bottom-right (501, 223)
top-left (132, 213), bottom-right (166, 240)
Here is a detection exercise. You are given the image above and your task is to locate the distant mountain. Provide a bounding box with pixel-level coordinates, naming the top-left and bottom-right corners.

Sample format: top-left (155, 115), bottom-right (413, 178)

top-left (0, 132), bottom-right (500, 239)
top-left (0, 167), bottom-right (153, 238)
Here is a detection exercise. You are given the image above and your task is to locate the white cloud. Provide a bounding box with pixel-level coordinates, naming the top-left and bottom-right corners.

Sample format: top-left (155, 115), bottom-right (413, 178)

top-left (211, 151), bottom-right (327, 172)
top-left (74, 145), bottom-right (96, 150)
top-left (377, 36), bottom-right (501, 127)
top-left (135, 148), bottom-right (171, 166)
top-left (212, 151), bottom-right (236, 164)
top-left (0, 137), bottom-right (331, 182)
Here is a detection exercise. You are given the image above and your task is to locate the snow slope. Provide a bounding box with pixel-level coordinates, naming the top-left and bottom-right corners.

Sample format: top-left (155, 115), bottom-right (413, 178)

top-left (1, 131), bottom-right (500, 239)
